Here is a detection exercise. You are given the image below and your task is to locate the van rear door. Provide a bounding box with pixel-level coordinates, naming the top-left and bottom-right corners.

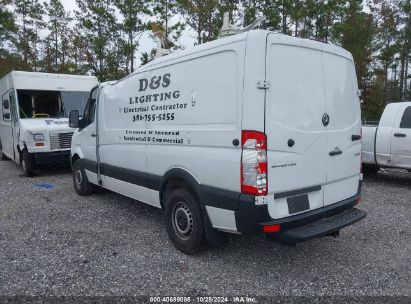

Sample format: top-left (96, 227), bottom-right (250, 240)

top-left (322, 51), bottom-right (361, 206)
top-left (264, 37), bottom-right (328, 219)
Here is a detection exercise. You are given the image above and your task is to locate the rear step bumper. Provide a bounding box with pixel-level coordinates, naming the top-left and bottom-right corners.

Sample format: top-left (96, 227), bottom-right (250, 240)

top-left (275, 208), bottom-right (366, 244)
top-left (235, 181), bottom-right (365, 237)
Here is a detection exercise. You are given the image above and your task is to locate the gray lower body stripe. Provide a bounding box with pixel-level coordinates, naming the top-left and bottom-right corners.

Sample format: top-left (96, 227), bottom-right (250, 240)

top-left (79, 158), bottom-right (248, 211)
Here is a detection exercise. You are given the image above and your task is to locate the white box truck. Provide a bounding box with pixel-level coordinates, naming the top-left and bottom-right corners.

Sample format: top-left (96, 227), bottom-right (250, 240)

top-left (0, 71), bottom-right (97, 175)
top-left (362, 102), bottom-right (411, 173)
top-left (69, 30), bottom-right (366, 254)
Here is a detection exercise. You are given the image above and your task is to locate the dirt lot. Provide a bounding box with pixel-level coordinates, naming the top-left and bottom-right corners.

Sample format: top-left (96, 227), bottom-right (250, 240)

top-left (0, 159), bottom-right (410, 300)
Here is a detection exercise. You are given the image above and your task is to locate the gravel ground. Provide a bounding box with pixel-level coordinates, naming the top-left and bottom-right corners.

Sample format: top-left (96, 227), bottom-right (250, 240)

top-left (0, 159), bottom-right (410, 299)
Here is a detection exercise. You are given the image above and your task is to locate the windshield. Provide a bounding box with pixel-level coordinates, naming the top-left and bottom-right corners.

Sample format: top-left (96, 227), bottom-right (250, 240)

top-left (17, 90), bottom-right (90, 119)
top-left (61, 91), bottom-right (90, 116)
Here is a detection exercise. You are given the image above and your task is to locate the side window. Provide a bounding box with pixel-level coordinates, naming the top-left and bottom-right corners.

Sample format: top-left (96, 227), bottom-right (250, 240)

top-left (83, 87), bottom-right (98, 127)
top-left (2, 95), bottom-right (11, 121)
top-left (399, 106), bottom-right (411, 129)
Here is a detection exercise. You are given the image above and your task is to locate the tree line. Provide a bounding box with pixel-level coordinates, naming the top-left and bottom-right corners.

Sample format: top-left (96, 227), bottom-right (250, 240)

top-left (0, 0), bottom-right (410, 119)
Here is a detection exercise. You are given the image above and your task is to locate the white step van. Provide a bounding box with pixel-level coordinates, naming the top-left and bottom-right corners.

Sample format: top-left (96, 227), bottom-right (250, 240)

top-left (69, 30), bottom-right (366, 253)
top-left (0, 71), bottom-right (97, 175)
top-left (362, 102), bottom-right (411, 173)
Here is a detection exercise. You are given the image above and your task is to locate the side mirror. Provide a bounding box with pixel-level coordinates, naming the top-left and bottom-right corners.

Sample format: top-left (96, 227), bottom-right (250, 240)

top-left (3, 113), bottom-right (10, 120)
top-left (69, 110), bottom-right (80, 128)
top-left (3, 99), bottom-right (9, 110)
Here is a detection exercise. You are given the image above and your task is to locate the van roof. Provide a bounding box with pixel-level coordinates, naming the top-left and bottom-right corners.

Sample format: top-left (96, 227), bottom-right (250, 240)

top-left (388, 101), bottom-right (411, 107)
top-left (137, 30), bottom-right (353, 73)
top-left (7, 71), bottom-right (97, 81)
top-left (1, 71), bottom-right (98, 91)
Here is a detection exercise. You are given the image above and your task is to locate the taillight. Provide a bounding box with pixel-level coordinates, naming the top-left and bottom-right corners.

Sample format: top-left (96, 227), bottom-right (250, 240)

top-left (241, 130), bottom-right (268, 196)
top-left (263, 224), bottom-right (281, 233)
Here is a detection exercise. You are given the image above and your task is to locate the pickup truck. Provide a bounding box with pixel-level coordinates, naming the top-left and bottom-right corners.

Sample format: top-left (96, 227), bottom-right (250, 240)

top-left (362, 101), bottom-right (411, 173)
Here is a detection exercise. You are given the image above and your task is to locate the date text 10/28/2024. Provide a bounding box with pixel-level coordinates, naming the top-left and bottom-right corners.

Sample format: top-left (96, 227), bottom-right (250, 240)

top-left (149, 296), bottom-right (257, 303)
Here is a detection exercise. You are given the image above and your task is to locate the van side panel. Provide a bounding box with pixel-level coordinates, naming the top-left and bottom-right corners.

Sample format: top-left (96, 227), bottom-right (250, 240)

top-left (98, 78), bottom-right (152, 206)
top-left (146, 42), bottom-right (246, 197)
top-left (0, 74), bottom-right (15, 160)
top-left (98, 40), bottom-right (246, 217)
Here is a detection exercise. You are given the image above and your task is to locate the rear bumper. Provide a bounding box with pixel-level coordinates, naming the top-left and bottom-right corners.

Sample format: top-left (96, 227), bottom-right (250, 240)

top-left (234, 182), bottom-right (364, 241)
top-left (276, 208), bottom-right (366, 243)
top-left (33, 150), bottom-right (71, 166)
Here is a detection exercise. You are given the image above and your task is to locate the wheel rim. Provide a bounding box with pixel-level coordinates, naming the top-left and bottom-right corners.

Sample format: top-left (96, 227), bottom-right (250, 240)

top-left (172, 201), bottom-right (193, 240)
top-left (75, 169), bottom-right (83, 186)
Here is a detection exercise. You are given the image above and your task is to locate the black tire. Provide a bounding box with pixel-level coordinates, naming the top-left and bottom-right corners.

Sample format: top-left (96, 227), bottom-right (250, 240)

top-left (362, 164), bottom-right (379, 174)
top-left (164, 188), bottom-right (205, 254)
top-left (21, 150), bottom-right (35, 176)
top-left (0, 142), bottom-right (8, 160)
top-left (72, 159), bottom-right (94, 196)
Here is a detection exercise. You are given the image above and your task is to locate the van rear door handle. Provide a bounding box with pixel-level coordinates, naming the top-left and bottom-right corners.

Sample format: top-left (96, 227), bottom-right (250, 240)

top-left (91, 133), bottom-right (96, 137)
top-left (394, 133), bottom-right (406, 137)
top-left (329, 150), bottom-right (343, 156)
top-left (351, 135), bottom-right (361, 141)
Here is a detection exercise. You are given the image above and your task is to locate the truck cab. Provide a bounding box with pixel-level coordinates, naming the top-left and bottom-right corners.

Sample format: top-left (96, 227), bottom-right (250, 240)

top-left (0, 71), bottom-right (98, 175)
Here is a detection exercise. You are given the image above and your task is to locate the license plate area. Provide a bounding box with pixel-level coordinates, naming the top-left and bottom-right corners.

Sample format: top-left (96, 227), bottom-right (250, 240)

top-left (287, 194), bottom-right (310, 214)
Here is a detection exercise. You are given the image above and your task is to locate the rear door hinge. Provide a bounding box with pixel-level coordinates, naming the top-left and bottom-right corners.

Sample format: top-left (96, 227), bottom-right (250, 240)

top-left (257, 80), bottom-right (270, 89)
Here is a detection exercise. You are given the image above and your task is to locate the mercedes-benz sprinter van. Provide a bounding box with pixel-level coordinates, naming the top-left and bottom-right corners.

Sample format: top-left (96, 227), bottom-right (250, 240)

top-left (69, 30), bottom-right (366, 254)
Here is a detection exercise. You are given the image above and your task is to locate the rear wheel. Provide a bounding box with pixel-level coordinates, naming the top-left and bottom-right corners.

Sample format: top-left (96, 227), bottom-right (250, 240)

top-left (72, 160), bottom-right (94, 196)
top-left (21, 150), bottom-right (35, 176)
top-left (165, 188), bottom-right (205, 254)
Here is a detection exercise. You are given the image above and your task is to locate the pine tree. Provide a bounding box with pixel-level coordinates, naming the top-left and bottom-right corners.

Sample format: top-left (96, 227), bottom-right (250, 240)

top-left (75, 0), bottom-right (117, 80)
top-left (177, 0), bottom-right (220, 44)
top-left (14, 0), bottom-right (45, 70)
top-left (44, 0), bottom-right (71, 72)
top-left (242, 0), bottom-right (281, 31)
top-left (334, 0), bottom-right (375, 115)
top-left (115, 0), bottom-right (150, 74)
top-left (0, 0), bottom-right (17, 55)
top-left (152, 0), bottom-right (184, 49)
top-left (397, 0), bottom-right (410, 100)
top-left (369, 0), bottom-right (402, 105)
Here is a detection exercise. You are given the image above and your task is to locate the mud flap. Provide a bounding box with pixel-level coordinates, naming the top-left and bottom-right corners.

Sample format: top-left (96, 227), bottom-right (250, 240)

top-left (201, 205), bottom-right (228, 247)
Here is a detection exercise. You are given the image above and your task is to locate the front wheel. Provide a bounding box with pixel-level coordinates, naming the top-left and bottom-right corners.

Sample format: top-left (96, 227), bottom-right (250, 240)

top-left (164, 188), bottom-right (205, 254)
top-left (72, 160), bottom-right (94, 196)
top-left (21, 150), bottom-right (35, 176)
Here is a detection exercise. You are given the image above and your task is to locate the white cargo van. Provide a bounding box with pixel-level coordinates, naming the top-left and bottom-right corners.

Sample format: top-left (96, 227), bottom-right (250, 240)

top-left (69, 30), bottom-right (366, 253)
top-left (362, 102), bottom-right (411, 173)
top-left (0, 71), bottom-right (97, 175)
